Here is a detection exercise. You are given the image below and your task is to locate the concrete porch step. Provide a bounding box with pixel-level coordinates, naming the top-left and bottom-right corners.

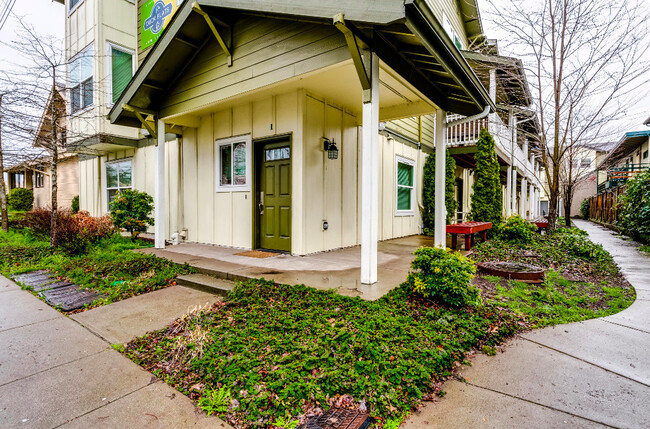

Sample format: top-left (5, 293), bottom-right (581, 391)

top-left (176, 274), bottom-right (235, 296)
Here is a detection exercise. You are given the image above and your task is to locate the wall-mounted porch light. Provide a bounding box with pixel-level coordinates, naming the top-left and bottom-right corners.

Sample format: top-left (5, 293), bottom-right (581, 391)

top-left (323, 137), bottom-right (338, 160)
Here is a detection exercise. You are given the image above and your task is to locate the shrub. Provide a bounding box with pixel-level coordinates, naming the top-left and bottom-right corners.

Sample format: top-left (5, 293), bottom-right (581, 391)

top-left (71, 195), bottom-right (80, 213)
top-left (556, 230), bottom-right (609, 262)
top-left (618, 168), bottom-right (650, 243)
top-left (405, 247), bottom-right (478, 307)
top-left (422, 150), bottom-right (457, 234)
top-left (7, 188), bottom-right (34, 211)
top-left (579, 198), bottom-right (590, 220)
top-left (109, 189), bottom-right (154, 240)
top-left (22, 208), bottom-right (114, 254)
top-left (495, 215), bottom-right (537, 244)
top-left (469, 129), bottom-right (502, 226)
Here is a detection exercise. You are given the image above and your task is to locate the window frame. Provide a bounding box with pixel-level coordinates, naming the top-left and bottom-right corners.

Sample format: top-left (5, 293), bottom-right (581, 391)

top-left (105, 159), bottom-right (133, 212)
top-left (67, 0), bottom-right (85, 15)
top-left (215, 135), bottom-right (252, 192)
top-left (34, 170), bottom-right (45, 189)
top-left (105, 42), bottom-right (136, 107)
top-left (395, 155), bottom-right (416, 216)
top-left (69, 44), bottom-right (94, 115)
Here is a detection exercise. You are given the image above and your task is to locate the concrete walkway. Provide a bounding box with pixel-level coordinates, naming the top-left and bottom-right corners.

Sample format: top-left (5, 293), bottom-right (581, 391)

top-left (0, 280), bottom-right (231, 429)
top-left (404, 220), bottom-right (650, 428)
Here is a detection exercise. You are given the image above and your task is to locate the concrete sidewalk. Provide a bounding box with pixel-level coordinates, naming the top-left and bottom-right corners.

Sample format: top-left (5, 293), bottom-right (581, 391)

top-left (0, 279), bottom-right (231, 429)
top-left (404, 220), bottom-right (650, 428)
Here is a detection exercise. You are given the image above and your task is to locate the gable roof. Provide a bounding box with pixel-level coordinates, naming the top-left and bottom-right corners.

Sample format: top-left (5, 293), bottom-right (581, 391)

top-left (598, 130), bottom-right (650, 169)
top-left (109, 0), bottom-right (495, 128)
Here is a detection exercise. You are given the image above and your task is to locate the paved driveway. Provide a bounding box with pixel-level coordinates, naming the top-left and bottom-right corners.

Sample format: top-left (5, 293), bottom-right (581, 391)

top-left (0, 281), bottom-right (231, 429)
top-left (404, 220), bottom-right (650, 428)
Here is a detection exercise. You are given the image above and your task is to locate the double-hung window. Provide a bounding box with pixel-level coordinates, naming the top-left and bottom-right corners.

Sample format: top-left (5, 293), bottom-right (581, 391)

top-left (69, 45), bottom-right (94, 113)
top-left (106, 160), bottom-right (133, 208)
top-left (34, 170), bottom-right (44, 188)
top-left (107, 43), bottom-right (134, 105)
top-left (215, 135), bottom-right (252, 192)
top-left (396, 156), bottom-right (415, 215)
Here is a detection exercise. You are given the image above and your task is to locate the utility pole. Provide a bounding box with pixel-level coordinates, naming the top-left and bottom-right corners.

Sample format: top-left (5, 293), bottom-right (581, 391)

top-left (0, 94), bottom-right (8, 232)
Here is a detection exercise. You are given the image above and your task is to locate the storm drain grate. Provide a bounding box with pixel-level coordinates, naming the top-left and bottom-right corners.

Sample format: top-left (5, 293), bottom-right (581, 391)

top-left (298, 409), bottom-right (371, 429)
top-left (12, 270), bottom-right (102, 311)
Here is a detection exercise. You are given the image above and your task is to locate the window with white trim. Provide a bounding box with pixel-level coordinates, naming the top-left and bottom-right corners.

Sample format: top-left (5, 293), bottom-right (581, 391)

top-left (69, 45), bottom-right (94, 113)
top-left (442, 12), bottom-right (463, 50)
top-left (106, 160), bottom-right (133, 208)
top-left (215, 135), bottom-right (252, 192)
top-left (396, 156), bottom-right (415, 215)
top-left (106, 43), bottom-right (134, 105)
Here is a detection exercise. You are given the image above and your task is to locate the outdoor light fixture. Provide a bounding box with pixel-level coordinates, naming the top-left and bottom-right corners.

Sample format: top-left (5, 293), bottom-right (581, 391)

top-left (323, 137), bottom-right (339, 160)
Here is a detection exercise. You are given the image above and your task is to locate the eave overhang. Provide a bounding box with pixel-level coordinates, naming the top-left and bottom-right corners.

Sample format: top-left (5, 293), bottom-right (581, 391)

top-left (598, 130), bottom-right (650, 169)
top-left (109, 0), bottom-right (494, 127)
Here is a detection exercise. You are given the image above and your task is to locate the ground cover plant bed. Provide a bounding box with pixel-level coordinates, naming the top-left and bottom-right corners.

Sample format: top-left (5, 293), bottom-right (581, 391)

top-left (471, 227), bottom-right (635, 326)
top-left (123, 279), bottom-right (526, 428)
top-left (0, 229), bottom-right (194, 311)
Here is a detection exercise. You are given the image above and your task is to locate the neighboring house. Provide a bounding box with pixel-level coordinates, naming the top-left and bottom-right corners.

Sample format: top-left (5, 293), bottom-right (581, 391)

top-left (596, 128), bottom-right (650, 194)
top-left (567, 143), bottom-right (611, 217)
top-left (5, 86), bottom-right (79, 209)
top-left (65, 0), bottom-right (542, 285)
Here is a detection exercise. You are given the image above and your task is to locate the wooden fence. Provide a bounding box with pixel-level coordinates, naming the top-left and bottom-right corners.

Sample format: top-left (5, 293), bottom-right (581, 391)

top-left (588, 185), bottom-right (626, 225)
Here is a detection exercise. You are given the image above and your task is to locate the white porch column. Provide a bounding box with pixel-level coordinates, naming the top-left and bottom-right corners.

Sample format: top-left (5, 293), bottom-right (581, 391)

top-left (434, 110), bottom-right (447, 248)
top-left (360, 53), bottom-right (379, 285)
top-left (529, 182), bottom-right (535, 219)
top-left (511, 168), bottom-right (518, 216)
top-left (506, 165), bottom-right (512, 217)
top-left (154, 119), bottom-right (166, 249)
top-left (520, 178), bottom-right (528, 218)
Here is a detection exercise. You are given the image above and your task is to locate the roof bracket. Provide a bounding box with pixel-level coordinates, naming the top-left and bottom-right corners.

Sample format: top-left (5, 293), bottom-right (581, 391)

top-left (123, 104), bottom-right (157, 140)
top-left (193, 2), bottom-right (232, 66)
top-left (333, 13), bottom-right (372, 102)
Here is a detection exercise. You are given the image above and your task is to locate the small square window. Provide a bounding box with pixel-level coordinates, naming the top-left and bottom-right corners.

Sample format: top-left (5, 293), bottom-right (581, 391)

top-left (106, 160), bottom-right (133, 211)
top-left (215, 135), bottom-right (252, 192)
top-left (396, 156), bottom-right (415, 215)
top-left (643, 150), bottom-right (648, 160)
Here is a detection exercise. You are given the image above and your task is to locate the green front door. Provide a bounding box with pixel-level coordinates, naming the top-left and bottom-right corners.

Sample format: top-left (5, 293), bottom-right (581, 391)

top-left (259, 142), bottom-right (291, 252)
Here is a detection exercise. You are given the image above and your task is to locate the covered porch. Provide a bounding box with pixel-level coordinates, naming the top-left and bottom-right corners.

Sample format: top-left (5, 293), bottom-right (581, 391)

top-left (109, 0), bottom-right (494, 287)
top-left (140, 235), bottom-right (470, 301)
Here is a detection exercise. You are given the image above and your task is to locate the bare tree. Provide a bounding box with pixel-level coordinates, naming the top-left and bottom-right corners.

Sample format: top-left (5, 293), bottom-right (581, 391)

top-left (488, 0), bottom-right (649, 229)
top-left (0, 16), bottom-right (107, 244)
top-left (0, 94), bottom-right (8, 232)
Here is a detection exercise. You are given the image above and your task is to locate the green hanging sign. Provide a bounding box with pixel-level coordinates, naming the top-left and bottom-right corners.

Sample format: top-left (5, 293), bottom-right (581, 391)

top-left (140, 0), bottom-right (183, 50)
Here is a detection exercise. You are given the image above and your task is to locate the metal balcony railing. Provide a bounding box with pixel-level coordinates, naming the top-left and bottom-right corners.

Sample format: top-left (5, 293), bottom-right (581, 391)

top-left (598, 163), bottom-right (650, 194)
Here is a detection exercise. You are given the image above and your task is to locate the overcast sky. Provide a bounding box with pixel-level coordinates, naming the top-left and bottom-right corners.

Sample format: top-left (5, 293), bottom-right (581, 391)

top-left (0, 0), bottom-right (647, 143)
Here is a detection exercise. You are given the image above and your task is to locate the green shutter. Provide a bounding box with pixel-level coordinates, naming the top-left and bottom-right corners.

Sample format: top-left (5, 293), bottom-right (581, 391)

top-left (112, 49), bottom-right (133, 103)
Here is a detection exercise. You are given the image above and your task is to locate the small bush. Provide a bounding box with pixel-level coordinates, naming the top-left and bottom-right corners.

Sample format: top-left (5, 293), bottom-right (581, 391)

top-left (618, 168), bottom-right (650, 243)
top-left (556, 231), bottom-right (609, 262)
top-left (495, 215), bottom-right (537, 244)
top-left (405, 247), bottom-right (478, 307)
top-left (579, 199), bottom-right (590, 220)
top-left (8, 188), bottom-right (34, 211)
top-left (71, 195), bottom-right (80, 213)
top-left (22, 208), bottom-right (115, 254)
top-left (109, 189), bottom-right (154, 240)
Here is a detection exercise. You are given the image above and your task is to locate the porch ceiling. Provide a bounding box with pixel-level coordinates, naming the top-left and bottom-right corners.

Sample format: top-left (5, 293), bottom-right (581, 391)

top-left (109, 0), bottom-right (494, 129)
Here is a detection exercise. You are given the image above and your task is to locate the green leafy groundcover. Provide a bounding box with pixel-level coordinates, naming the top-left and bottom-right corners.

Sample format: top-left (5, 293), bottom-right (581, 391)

top-left (125, 280), bottom-right (524, 427)
top-left (471, 228), bottom-right (635, 327)
top-left (0, 229), bottom-right (194, 308)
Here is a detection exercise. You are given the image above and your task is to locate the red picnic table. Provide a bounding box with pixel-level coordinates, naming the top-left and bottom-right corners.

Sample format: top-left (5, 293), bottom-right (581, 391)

top-left (446, 221), bottom-right (493, 251)
top-left (532, 219), bottom-right (548, 233)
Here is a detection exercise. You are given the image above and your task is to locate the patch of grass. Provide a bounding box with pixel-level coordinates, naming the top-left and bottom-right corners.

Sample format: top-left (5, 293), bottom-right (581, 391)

top-left (0, 229), bottom-right (194, 309)
top-left (640, 244), bottom-right (650, 254)
top-left (482, 345), bottom-right (497, 356)
top-left (125, 280), bottom-right (525, 426)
